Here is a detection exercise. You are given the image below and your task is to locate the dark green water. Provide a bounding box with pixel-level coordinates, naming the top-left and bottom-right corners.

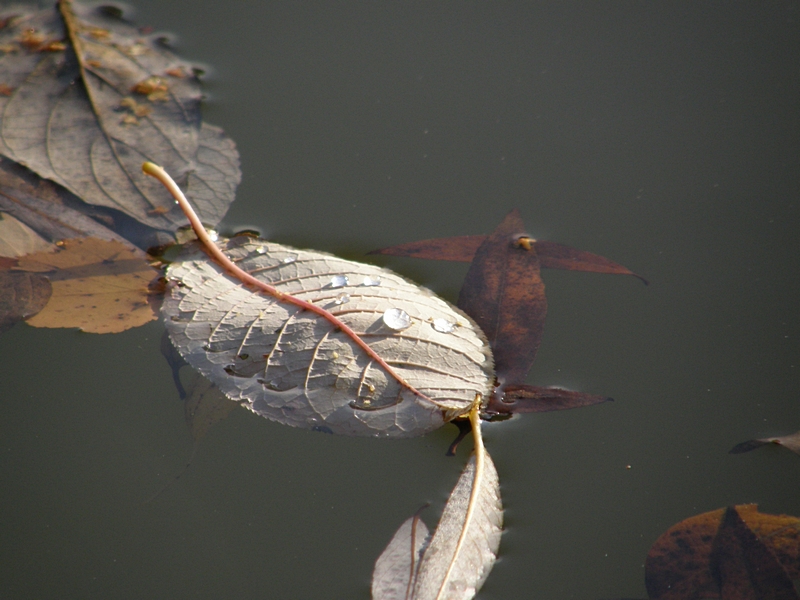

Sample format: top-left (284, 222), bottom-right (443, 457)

top-left (1, 2), bottom-right (798, 598)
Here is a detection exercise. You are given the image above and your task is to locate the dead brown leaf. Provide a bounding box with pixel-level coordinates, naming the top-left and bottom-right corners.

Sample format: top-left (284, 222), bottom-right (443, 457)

top-left (15, 237), bottom-right (158, 333)
top-left (730, 430), bottom-right (800, 456)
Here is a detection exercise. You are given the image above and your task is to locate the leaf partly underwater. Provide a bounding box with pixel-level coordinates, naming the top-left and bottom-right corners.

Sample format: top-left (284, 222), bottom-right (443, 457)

top-left (0, 1), bottom-right (240, 232)
top-left (15, 237), bottom-right (158, 333)
top-left (0, 269), bottom-right (51, 332)
top-left (645, 504), bottom-right (800, 600)
top-left (485, 384), bottom-right (612, 415)
top-left (373, 406), bottom-right (503, 600)
top-left (729, 429), bottom-right (800, 456)
top-left (456, 209), bottom-right (545, 384)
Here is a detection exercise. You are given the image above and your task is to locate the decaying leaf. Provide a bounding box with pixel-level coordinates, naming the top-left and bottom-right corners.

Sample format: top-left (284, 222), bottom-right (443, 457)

top-left (0, 211), bottom-right (54, 257)
top-left (15, 237), bottom-right (158, 333)
top-left (709, 506), bottom-right (799, 600)
top-left (645, 504), bottom-right (800, 600)
top-left (373, 406), bottom-right (502, 600)
top-left (485, 384), bottom-right (612, 415)
top-left (0, 269), bottom-right (51, 332)
top-left (371, 233), bottom-right (647, 283)
top-left (162, 236), bottom-right (493, 437)
top-left (0, 1), bottom-right (240, 233)
top-left (730, 429), bottom-right (800, 456)
top-left (457, 209), bottom-right (546, 385)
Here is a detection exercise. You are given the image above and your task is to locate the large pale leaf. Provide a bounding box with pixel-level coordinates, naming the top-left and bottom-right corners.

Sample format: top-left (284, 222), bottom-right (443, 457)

top-left (373, 408), bottom-right (503, 599)
top-left (0, 1), bottom-right (240, 232)
top-left (162, 236), bottom-right (494, 437)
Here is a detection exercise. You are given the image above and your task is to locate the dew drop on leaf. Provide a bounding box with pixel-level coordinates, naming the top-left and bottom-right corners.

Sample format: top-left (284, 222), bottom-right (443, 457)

top-left (330, 275), bottom-right (349, 288)
top-left (282, 255), bottom-right (297, 264)
top-left (383, 308), bottom-right (412, 331)
top-left (432, 318), bottom-right (456, 333)
top-left (362, 276), bottom-right (381, 287)
top-left (335, 293), bottom-right (350, 305)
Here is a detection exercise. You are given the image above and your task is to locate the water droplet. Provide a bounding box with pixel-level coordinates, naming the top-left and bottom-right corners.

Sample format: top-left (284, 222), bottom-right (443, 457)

top-left (362, 276), bottom-right (381, 287)
top-left (432, 318), bottom-right (456, 334)
top-left (383, 308), bottom-right (411, 331)
top-left (282, 255), bottom-right (297, 264)
top-left (330, 275), bottom-right (349, 288)
top-left (334, 293), bottom-right (350, 305)
top-left (208, 229), bottom-right (219, 242)
top-left (255, 246), bottom-right (267, 254)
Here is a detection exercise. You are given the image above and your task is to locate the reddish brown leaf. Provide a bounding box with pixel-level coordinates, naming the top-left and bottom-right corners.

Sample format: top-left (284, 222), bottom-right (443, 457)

top-left (369, 234), bottom-right (646, 283)
top-left (0, 270), bottom-right (51, 333)
top-left (485, 384), bottom-right (612, 415)
top-left (645, 505), bottom-right (800, 600)
top-left (710, 506), bottom-right (798, 600)
top-left (534, 240), bottom-right (648, 284)
top-left (369, 235), bottom-right (484, 262)
top-left (730, 430), bottom-right (800, 456)
top-left (456, 209), bottom-right (546, 383)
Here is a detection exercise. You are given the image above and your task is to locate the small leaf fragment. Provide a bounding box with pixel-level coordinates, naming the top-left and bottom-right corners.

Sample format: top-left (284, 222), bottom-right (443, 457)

top-left (16, 237), bottom-right (158, 333)
top-left (729, 429), bottom-right (800, 456)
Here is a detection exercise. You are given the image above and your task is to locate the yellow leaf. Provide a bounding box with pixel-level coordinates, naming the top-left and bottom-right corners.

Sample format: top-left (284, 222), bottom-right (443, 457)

top-left (16, 237), bottom-right (158, 333)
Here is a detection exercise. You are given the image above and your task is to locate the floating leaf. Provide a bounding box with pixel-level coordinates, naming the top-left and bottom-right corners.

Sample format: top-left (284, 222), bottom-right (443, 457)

top-left (162, 237), bottom-right (493, 437)
top-left (645, 504), bottom-right (800, 600)
top-left (709, 506), bottom-right (799, 600)
top-left (0, 269), bottom-right (51, 333)
top-left (730, 429), bottom-right (800, 456)
top-left (372, 511), bottom-right (431, 600)
top-left (371, 234), bottom-right (646, 282)
top-left (374, 406), bottom-right (503, 599)
top-left (0, 211), bottom-right (54, 257)
top-left (457, 209), bottom-right (546, 384)
top-left (0, 1), bottom-right (240, 232)
top-left (16, 237), bottom-right (158, 333)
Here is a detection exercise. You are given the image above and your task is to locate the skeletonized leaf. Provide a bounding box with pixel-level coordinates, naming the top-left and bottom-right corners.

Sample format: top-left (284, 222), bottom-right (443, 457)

top-left (162, 236), bottom-right (493, 437)
top-left (372, 513), bottom-right (431, 600)
top-left (16, 237), bottom-right (158, 333)
top-left (0, 1), bottom-right (240, 232)
top-left (729, 429), bottom-right (800, 456)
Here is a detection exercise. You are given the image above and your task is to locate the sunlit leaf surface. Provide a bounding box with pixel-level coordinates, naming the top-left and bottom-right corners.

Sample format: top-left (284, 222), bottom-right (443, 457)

top-left (162, 237), bottom-right (494, 437)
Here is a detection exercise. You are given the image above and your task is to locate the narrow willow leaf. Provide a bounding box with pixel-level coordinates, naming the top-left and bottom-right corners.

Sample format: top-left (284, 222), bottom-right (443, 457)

top-left (410, 409), bottom-right (502, 600)
top-left (372, 513), bottom-right (431, 600)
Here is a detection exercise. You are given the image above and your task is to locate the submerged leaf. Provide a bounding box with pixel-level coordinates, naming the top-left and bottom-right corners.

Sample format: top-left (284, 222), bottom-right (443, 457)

top-left (0, 1), bottom-right (240, 232)
top-left (162, 237), bottom-right (493, 437)
top-left (457, 209), bottom-right (546, 383)
top-left (16, 237), bottom-right (158, 333)
top-left (0, 211), bottom-right (54, 257)
top-left (485, 384), bottom-right (612, 415)
top-left (0, 269), bottom-right (51, 333)
top-left (709, 506), bottom-right (798, 600)
top-left (729, 429), bottom-right (800, 456)
top-left (645, 504), bottom-right (800, 600)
